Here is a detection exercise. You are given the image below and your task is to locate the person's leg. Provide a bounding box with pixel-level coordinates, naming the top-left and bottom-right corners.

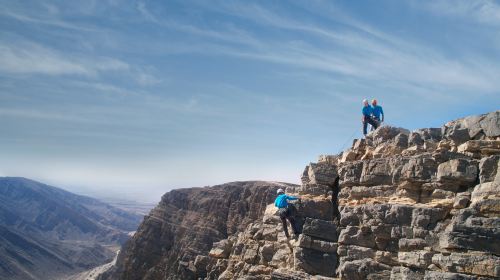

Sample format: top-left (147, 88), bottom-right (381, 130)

top-left (371, 117), bottom-right (379, 131)
top-left (363, 119), bottom-right (368, 135)
top-left (368, 117), bottom-right (378, 130)
top-left (280, 215), bottom-right (290, 238)
top-left (287, 215), bottom-right (300, 235)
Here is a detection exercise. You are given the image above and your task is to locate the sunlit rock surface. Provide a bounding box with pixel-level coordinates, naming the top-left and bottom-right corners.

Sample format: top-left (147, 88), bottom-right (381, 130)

top-left (102, 110), bottom-right (500, 280)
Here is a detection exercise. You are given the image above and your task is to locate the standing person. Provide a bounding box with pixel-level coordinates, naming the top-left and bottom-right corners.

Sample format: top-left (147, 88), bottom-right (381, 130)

top-left (371, 99), bottom-right (384, 131)
top-left (362, 99), bottom-right (378, 136)
top-left (274, 189), bottom-right (301, 239)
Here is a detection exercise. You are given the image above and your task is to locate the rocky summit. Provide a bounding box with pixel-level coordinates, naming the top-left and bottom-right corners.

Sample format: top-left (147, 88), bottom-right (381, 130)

top-left (102, 110), bottom-right (500, 280)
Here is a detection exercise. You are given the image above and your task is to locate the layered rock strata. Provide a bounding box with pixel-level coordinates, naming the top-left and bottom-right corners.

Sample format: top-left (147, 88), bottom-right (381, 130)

top-left (105, 110), bottom-right (500, 279)
top-left (199, 110), bottom-right (500, 279)
top-left (99, 181), bottom-right (297, 280)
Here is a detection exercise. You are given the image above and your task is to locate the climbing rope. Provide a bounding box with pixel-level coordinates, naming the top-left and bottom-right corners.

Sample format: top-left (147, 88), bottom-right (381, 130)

top-left (338, 126), bottom-right (360, 153)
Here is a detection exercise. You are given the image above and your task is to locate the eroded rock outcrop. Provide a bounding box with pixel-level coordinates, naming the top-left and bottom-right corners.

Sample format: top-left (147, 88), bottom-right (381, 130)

top-left (104, 110), bottom-right (500, 280)
top-left (195, 111), bottom-right (500, 280)
top-left (99, 181), bottom-right (297, 280)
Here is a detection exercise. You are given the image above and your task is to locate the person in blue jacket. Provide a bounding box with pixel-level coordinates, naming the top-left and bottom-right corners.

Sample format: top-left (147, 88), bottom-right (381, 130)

top-left (362, 99), bottom-right (378, 136)
top-left (371, 99), bottom-right (384, 131)
top-left (274, 188), bottom-right (301, 238)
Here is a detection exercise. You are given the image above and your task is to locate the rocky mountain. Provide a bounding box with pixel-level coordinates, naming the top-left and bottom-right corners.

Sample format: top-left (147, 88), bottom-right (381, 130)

top-left (102, 110), bottom-right (499, 280)
top-left (99, 181), bottom-right (298, 280)
top-left (0, 177), bottom-right (143, 280)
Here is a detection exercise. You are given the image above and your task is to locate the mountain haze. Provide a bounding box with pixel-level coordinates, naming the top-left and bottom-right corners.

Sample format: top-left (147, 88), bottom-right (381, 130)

top-left (0, 177), bottom-right (143, 280)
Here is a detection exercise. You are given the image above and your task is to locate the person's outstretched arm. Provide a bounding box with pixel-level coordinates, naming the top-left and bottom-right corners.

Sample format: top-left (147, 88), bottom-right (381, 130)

top-left (286, 195), bottom-right (298, 201)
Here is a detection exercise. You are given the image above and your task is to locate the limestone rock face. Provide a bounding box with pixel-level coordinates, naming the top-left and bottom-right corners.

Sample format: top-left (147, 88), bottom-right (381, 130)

top-left (98, 181), bottom-right (297, 280)
top-left (103, 111), bottom-right (500, 280)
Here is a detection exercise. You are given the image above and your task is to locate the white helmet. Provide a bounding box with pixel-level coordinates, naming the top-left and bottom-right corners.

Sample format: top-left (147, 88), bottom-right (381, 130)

top-left (362, 99), bottom-right (368, 104)
top-left (276, 188), bottom-right (284, 194)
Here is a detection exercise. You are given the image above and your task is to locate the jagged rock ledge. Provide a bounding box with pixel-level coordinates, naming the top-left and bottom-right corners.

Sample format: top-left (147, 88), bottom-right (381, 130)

top-left (101, 110), bottom-right (500, 280)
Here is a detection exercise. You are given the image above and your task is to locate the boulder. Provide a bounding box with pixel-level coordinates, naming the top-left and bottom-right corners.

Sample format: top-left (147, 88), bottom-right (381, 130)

top-left (301, 165), bottom-right (310, 184)
top-left (300, 198), bottom-right (334, 221)
top-left (440, 209), bottom-right (500, 254)
top-left (338, 226), bottom-right (377, 249)
top-left (395, 133), bottom-right (409, 148)
top-left (423, 271), bottom-right (493, 280)
top-left (307, 162), bottom-right (338, 185)
top-left (442, 111), bottom-right (500, 141)
top-left (452, 192), bottom-right (470, 209)
top-left (271, 269), bottom-right (315, 280)
top-left (360, 159), bottom-right (393, 186)
top-left (297, 234), bottom-right (337, 253)
top-left (398, 155), bottom-right (437, 184)
top-left (259, 242), bottom-right (275, 263)
top-left (470, 181), bottom-right (500, 216)
top-left (339, 161), bottom-right (363, 186)
top-left (209, 239), bottom-right (233, 259)
top-left (338, 245), bottom-right (376, 262)
top-left (409, 132), bottom-right (424, 146)
top-left (398, 238), bottom-right (427, 251)
top-left (341, 185), bottom-right (396, 201)
top-left (300, 183), bottom-right (330, 196)
top-left (479, 110), bottom-right (500, 137)
top-left (398, 250), bottom-right (434, 269)
top-left (341, 149), bottom-right (358, 163)
top-left (338, 258), bottom-right (391, 280)
top-left (415, 128), bottom-right (443, 142)
top-left (293, 247), bottom-right (336, 277)
top-left (318, 154), bottom-right (340, 165)
top-left (243, 242), bottom-right (260, 264)
top-left (369, 126), bottom-right (410, 146)
top-left (301, 218), bottom-right (338, 242)
top-left (443, 127), bottom-right (470, 145)
top-left (479, 155), bottom-right (499, 183)
top-left (457, 140), bottom-right (500, 157)
top-left (390, 266), bottom-right (425, 280)
top-left (437, 159), bottom-right (478, 188)
top-left (432, 252), bottom-right (500, 278)
top-left (247, 264), bottom-right (272, 276)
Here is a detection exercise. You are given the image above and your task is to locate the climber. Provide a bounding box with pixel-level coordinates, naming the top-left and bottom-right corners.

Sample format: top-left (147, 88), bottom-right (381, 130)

top-left (274, 189), bottom-right (301, 239)
top-left (370, 99), bottom-right (384, 131)
top-left (362, 99), bottom-right (378, 136)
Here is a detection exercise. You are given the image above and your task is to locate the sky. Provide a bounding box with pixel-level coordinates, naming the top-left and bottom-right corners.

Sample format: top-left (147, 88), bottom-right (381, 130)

top-left (1, 0), bottom-right (499, 202)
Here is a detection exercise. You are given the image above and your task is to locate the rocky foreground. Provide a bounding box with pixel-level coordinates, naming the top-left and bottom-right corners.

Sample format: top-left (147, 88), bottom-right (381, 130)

top-left (102, 110), bottom-right (500, 280)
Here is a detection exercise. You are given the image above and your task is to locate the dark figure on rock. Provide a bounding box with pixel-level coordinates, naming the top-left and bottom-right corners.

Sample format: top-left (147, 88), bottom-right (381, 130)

top-left (330, 176), bottom-right (341, 224)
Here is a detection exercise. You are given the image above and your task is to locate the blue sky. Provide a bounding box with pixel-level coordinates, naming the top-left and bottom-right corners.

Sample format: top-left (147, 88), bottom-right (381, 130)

top-left (1, 0), bottom-right (499, 202)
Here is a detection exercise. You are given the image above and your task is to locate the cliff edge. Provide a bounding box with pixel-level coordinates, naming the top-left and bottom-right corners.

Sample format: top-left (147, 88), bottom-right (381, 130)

top-left (102, 110), bottom-right (500, 280)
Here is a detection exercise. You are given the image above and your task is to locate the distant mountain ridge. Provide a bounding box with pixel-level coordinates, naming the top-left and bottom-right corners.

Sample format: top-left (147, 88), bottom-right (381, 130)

top-left (0, 177), bottom-right (143, 280)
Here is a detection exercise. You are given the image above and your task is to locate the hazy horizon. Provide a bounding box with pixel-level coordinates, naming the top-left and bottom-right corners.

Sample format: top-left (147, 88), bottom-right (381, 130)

top-left (1, 1), bottom-right (500, 202)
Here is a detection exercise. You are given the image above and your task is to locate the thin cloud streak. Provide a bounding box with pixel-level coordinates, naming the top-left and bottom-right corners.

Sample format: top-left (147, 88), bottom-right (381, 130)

top-left (420, 0), bottom-right (500, 26)
top-left (0, 41), bottom-right (129, 76)
top-left (141, 1), bottom-right (500, 92)
top-left (0, 8), bottom-right (101, 32)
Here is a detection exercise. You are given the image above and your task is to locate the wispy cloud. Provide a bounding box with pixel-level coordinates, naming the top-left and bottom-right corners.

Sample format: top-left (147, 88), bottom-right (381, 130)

top-left (136, 72), bottom-right (163, 86)
top-left (0, 41), bottom-right (129, 76)
top-left (0, 8), bottom-right (99, 32)
top-left (135, 1), bottom-right (500, 93)
top-left (136, 0), bottom-right (263, 48)
top-left (420, 0), bottom-right (500, 26)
